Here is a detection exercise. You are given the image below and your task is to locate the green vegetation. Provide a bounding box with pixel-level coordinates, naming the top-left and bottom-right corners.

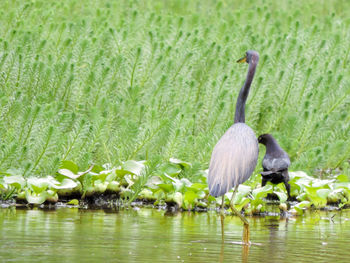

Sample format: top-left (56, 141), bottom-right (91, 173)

top-left (0, 0), bottom-right (349, 212)
top-left (0, 0), bottom-right (349, 177)
top-left (1, 159), bottom-right (350, 215)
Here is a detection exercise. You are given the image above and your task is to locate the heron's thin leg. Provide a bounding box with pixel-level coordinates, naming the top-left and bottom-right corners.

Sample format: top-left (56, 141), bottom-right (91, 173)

top-left (220, 195), bottom-right (225, 215)
top-left (229, 186), bottom-right (250, 245)
top-left (220, 195), bottom-right (225, 241)
top-left (220, 213), bottom-right (225, 242)
top-left (230, 186), bottom-right (239, 204)
top-left (229, 186), bottom-right (249, 225)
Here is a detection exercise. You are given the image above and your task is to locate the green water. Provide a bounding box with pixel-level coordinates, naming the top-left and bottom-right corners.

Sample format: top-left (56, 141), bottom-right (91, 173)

top-left (1, 207), bottom-right (350, 262)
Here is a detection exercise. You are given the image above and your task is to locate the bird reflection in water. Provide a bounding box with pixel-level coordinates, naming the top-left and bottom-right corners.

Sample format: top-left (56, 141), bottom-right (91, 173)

top-left (219, 214), bottom-right (250, 263)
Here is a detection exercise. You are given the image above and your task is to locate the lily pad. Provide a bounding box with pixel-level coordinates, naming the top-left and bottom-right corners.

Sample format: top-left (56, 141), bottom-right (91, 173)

top-left (116, 160), bottom-right (145, 177)
top-left (169, 158), bottom-right (192, 169)
top-left (173, 192), bottom-right (183, 207)
top-left (60, 160), bottom-right (79, 174)
top-left (58, 169), bottom-right (80, 180)
top-left (158, 183), bottom-right (174, 193)
top-left (274, 191), bottom-right (288, 203)
top-left (25, 191), bottom-right (47, 204)
top-left (4, 175), bottom-right (26, 190)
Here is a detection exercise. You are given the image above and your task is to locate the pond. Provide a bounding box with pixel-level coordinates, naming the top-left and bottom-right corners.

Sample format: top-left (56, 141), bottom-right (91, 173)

top-left (1, 207), bottom-right (350, 262)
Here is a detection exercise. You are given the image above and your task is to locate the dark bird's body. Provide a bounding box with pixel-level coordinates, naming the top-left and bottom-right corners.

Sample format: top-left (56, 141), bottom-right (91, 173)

top-left (258, 134), bottom-right (291, 198)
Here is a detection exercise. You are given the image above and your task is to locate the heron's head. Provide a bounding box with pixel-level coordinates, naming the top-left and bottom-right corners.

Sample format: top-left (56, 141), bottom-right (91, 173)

top-left (258, 133), bottom-right (272, 145)
top-left (237, 50), bottom-right (259, 64)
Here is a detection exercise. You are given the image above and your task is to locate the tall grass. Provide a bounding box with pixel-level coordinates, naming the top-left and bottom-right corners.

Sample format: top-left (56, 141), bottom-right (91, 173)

top-left (0, 0), bottom-right (349, 177)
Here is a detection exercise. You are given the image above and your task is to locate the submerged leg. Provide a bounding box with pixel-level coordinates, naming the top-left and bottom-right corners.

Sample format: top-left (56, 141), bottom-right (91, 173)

top-left (229, 186), bottom-right (250, 245)
top-left (220, 195), bottom-right (225, 241)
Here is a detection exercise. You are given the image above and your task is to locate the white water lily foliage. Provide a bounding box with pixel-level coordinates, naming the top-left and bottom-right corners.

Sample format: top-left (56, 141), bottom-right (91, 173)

top-left (121, 160), bottom-right (146, 176)
top-left (4, 175), bottom-right (26, 189)
top-left (26, 176), bottom-right (78, 192)
top-left (58, 169), bottom-right (80, 180)
top-left (27, 177), bottom-right (52, 193)
top-left (169, 158), bottom-right (192, 169)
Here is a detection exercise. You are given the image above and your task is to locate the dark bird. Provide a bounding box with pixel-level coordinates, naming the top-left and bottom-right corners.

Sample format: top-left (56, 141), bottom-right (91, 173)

top-left (208, 50), bottom-right (259, 211)
top-left (258, 134), bottom-right (291, 199)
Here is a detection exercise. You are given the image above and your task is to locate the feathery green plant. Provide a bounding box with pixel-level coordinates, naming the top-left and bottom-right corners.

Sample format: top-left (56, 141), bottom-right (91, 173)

top-left (0, 0), bottom-right (349, 179)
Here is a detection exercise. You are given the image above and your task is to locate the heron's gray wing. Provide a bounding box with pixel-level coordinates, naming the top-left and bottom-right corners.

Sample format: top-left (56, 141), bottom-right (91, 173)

top-left (208, 123), bottom-right (259, 197)
top-left (262, 157), bottom-right (290, 171)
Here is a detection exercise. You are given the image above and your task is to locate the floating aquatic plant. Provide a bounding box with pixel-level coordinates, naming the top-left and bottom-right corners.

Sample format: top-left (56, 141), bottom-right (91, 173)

top-left (1, 159), bottom-right (349, 214)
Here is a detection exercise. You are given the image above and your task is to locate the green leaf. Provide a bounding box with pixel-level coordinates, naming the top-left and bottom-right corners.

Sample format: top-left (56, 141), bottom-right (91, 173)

top-left (316, 189), bottom-right (331, 199)
top-left (238, 185), bottom-right (252, 196)
top-left (164, 173), bottom-right (186, 192)
top-left (91, 164), bottom-right (104, 174)
top-left (58, 169), bottom-right (80, 180)
top-left (27, 177), bottom-right (50, 193)
top-left (183, 190), bottom-right (197, 209)
top-left (51, 178), bottom-right (78, 189)
top-left (107, 181), bottom-right (120, 192)
top-left (289, 171), bottom-right (313, 181)
top-left (173, 192), bottom-right (183, 207)
top-left (94, 180), bottom-right (108, 193)
top-left (139, 188), bottom-right (156, 201)
top-left (60, 160), bottom-right (79, 174)
top-left (146, 176), bottom-right (163, 189)
top-left (105, 170), bottom-right (117, 182)
top-left (333, 182), bottom-right (350, 190)
top-left (158, 183), bottom-right (174, 193)
top-left (46, 190), bottom-right (58, 202)
top-left (25, 191), bottom-right (47, 204)
top-left (207, 195), bottom-right (216, 203)
top-left (57, 181), bottom-right (82, 196)
top-left (158, 163), bottom-right (182, 177)
top-left (188, 183), bottom-right (207, 192)
top-left (251, 185), bottom-right (273, 200)
top-left (3, 175), bottom-right (26, 190)
top-left (169, 158), bottom-right (192, 169)
top-left (312, 179), bottom-right (334, 188)
top-left (196, 190), bottom-right (206, 199)
top-left (16, 191), bottom-right (26, 201)
top-left (274, 191), bottom-right (288, 203)
top-left (327, 188), bottom-right (348, 203)
top-left (234, 197), bottom-right (250, 212)
top-left (67, 199), bottom-right (79, 205)
top-left (120, 160), bottom-right (145, 176)
top-left (336, 174), bottom-right (349, 183)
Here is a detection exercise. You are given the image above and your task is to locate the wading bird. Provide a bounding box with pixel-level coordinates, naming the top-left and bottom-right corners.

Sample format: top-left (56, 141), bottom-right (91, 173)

top-left (258, 134), bottom-right (291, 199)
top-left (208, 51), bottom-right (259, 228)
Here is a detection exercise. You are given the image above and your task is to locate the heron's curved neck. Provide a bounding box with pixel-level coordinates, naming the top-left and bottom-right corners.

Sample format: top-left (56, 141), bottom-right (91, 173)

top-left (234, 58), bottom-right (258, 123)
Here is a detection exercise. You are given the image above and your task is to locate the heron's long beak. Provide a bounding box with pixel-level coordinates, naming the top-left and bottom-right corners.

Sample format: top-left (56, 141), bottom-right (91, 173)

top-left (236, 55), bottom-right (247, 63)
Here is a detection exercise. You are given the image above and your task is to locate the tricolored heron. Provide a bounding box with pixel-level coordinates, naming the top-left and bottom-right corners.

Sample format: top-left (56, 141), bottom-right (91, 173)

top-left (208, 50), bottom-right (259, 243)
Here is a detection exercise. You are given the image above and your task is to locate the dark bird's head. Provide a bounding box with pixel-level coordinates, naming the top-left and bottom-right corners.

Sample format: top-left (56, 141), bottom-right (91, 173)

top-left (258, 133), bottom-right (273, 145)
top-left (237, 50), bottom-right (259, 64)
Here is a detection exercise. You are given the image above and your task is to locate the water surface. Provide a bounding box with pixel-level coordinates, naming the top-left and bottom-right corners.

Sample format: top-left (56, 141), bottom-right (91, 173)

top-left (1, 207), bottom-right (350, 262)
